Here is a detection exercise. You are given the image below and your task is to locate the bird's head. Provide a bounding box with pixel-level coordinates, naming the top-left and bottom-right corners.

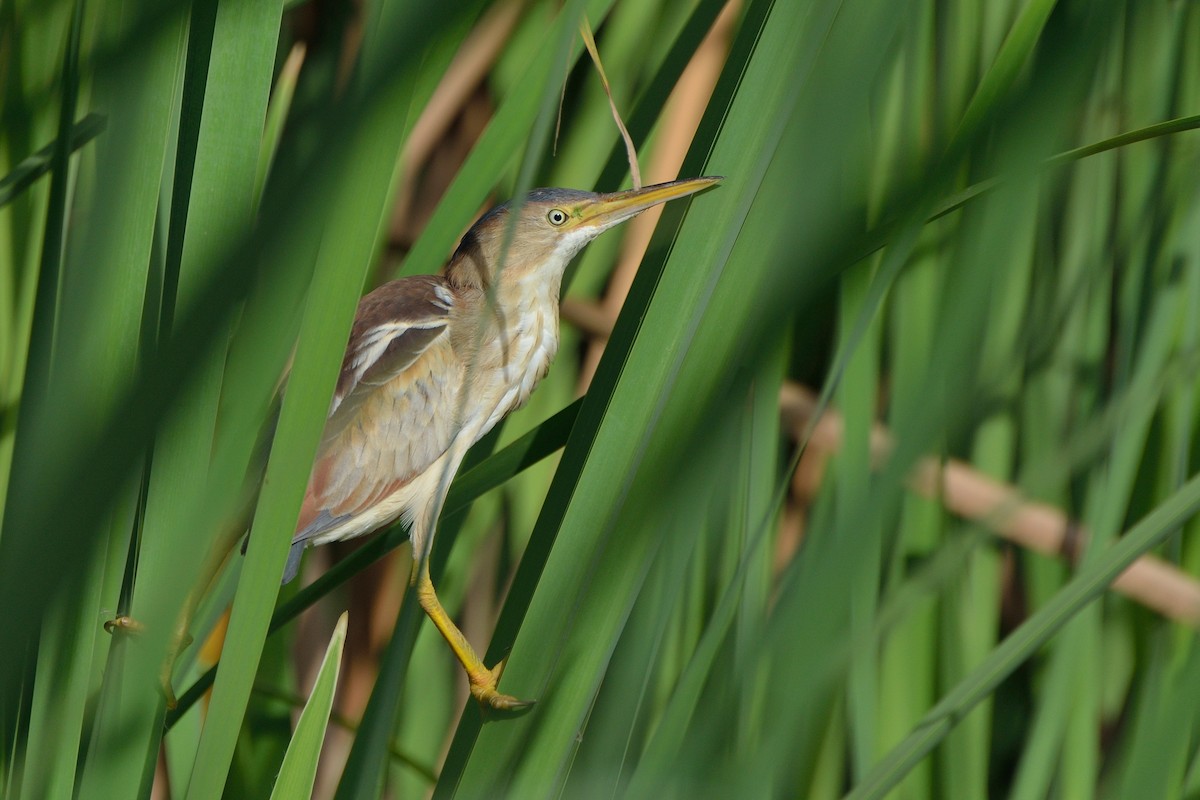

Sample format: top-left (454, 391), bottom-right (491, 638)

top-left (445, 176), bottom-right (722, 290)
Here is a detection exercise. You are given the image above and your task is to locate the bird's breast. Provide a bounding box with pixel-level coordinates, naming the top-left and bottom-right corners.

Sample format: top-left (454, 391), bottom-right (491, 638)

top-left (493, 304), bottom-right (559, 421)
top-left (456, 292), bottom-right (560, 438)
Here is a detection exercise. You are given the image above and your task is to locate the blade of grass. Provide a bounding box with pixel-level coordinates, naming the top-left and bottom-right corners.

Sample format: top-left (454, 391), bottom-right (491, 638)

top-left (847, 471), bottom-right (1200, 800)
top-left (253, 42), bottom-right (305, 207)
top-left (16, 7), bottom-right (95, 795)
top-left (439, 0), bottom-right (902, 791)
top-left (182, 1), bottom-right (447, 793)
top-left (837, 258), bottom-right (885, 782)
top-left (77, 0), bottom-right (288, 795)
top-left (0, 113), bottom-right (105, 209)
top-left (268, 612), bottom-right (348, 800)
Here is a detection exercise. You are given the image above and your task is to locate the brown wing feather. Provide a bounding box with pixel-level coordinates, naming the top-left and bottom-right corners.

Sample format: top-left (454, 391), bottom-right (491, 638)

top-left (294, 276), bottom-right (461, 541)
top-left (324, 275), bottom-right (453, 432)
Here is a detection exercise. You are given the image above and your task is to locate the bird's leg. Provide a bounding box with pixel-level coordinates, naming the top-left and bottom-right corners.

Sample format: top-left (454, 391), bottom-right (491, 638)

top-left (411, 557), bottom-right (533, 712)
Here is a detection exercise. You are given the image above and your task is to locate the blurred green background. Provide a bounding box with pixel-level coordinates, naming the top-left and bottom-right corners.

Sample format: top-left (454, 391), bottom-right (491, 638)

top-left (3, 0), bottom-right (1200, 797)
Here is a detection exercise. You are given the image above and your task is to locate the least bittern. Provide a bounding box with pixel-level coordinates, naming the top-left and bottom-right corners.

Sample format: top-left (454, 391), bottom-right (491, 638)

top-left (113, 177), bottom-right (720, 711)
top-left (292, 177), bottom-right (720, 710)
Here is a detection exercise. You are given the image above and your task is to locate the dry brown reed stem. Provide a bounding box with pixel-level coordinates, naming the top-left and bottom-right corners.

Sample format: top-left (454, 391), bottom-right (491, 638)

top-left (778, 382), bottom-right (1200, 627)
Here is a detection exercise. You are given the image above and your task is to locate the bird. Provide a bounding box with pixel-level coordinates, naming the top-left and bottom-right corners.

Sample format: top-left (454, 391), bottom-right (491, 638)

top-left (286, 176), bottom-right (721, 710)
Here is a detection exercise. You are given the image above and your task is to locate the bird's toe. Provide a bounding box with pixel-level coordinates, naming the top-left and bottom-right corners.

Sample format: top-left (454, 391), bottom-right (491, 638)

top-left (469, 661), bottom-right (534, 714)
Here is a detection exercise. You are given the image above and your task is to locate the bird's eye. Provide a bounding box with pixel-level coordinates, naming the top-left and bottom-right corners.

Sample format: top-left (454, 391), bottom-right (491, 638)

top-left (547, 209), bottom-right (568, 226)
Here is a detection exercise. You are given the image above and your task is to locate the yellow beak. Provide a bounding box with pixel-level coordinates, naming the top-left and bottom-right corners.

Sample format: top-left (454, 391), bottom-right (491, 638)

top-left (578, 176), bottom-right (723, 229)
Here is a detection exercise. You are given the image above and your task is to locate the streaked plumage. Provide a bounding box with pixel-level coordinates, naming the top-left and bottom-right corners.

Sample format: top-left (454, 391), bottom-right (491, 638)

top-left (287, 178), bottom-right (721, 709)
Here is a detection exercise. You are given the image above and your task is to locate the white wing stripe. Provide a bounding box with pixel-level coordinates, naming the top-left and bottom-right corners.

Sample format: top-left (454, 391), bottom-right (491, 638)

top-left (331, 321), bottom-right (447, 415)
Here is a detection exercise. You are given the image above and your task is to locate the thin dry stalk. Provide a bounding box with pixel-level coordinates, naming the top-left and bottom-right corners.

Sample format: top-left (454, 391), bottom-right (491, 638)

top-left (580, 15), bottom-right (642, 190)
top-left (577, 0), bottom-right (739, 389)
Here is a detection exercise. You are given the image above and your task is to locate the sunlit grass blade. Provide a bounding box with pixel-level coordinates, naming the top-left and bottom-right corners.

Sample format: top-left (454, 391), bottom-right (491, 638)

top-left (332, 589), bottom-right (422, 799)
top-left (254, 42), bottom-right (305, 206)
top-left (268, 612), bottom-right (348, 800)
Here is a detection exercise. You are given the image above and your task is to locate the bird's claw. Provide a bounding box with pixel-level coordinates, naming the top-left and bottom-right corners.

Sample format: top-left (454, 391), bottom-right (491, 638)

top-left (469, 658), bottom-right (534, 714)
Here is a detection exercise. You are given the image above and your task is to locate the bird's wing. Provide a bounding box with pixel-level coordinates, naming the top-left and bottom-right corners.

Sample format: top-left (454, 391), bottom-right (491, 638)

top-left (291, 275), bottom-right (461, 554)
top-left (325, 275), bottom-right (455, 434)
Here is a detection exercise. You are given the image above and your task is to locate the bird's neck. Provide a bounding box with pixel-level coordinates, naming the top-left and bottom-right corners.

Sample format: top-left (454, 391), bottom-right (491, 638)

top-left (446, 249), bottom-right (566, 298)
top-left (497, 265), bottom-right (563, 311)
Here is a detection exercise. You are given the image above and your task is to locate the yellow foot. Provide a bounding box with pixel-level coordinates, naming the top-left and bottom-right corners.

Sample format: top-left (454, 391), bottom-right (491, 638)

top-left (468, 659), bottom-right (534, 713)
